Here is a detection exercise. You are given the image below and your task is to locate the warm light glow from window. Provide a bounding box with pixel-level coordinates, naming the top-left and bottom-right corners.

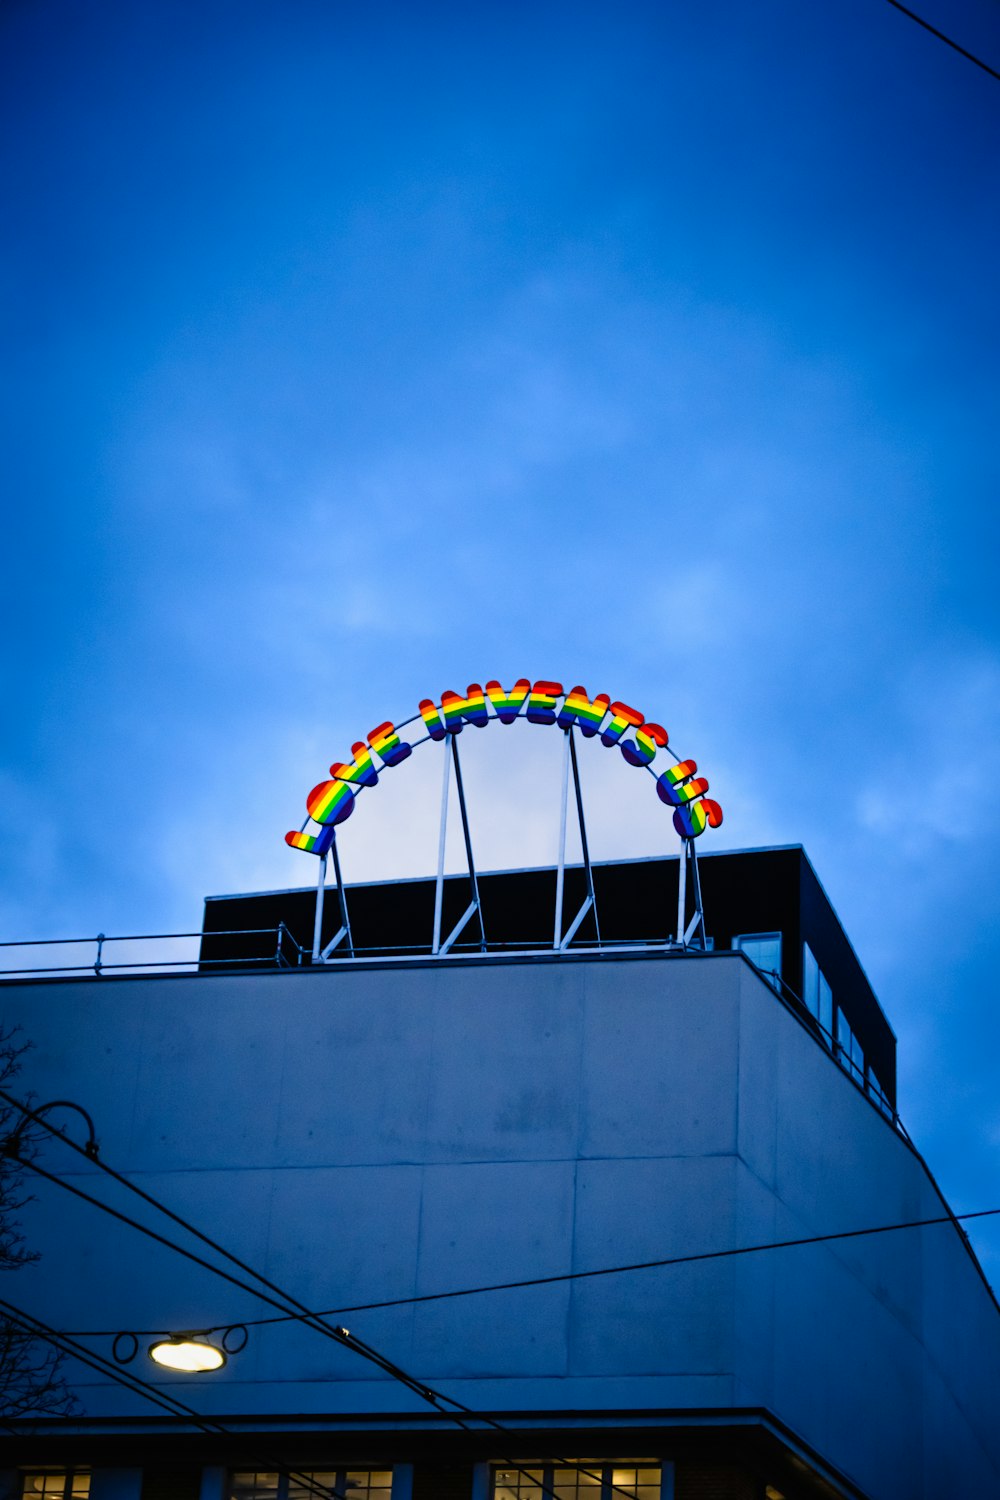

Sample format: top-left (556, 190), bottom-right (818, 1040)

top-left (148, 1338), bottom-right (226, 1372)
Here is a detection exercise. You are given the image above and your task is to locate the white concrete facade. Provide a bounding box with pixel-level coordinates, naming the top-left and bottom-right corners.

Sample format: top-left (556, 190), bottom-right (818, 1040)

top-left (2, 951), bottom-right (999, 1498)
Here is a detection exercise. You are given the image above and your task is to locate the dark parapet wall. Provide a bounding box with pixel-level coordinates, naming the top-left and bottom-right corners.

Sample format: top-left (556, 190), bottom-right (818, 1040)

top-left (201, 846), bottom-right (802, 956)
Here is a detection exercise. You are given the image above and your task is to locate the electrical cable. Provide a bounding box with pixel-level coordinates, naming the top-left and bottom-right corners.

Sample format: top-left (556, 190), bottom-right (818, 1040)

top-left (5, 1086), bottom-right (999, 1362)
top-left (7, 1131), bottom-right (1000, 1500)
top-left (3, 1144), bottom-right (632, 1500)
top-left (0, 1292), bottom-right (613, 1500)
top-left (51, 1205), bottom-right (1000, 1338)
top-left (0, 1091), bottom-right (638, 1500)
top-left (882, 0), bottom-right (1000, 81)
top-left (6, 1084), bottom-right (1000, 1499)
top-left (0, 1295), bottom-right (348, 1500)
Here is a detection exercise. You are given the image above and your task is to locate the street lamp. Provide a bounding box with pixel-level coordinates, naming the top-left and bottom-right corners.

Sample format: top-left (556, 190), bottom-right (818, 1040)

top-left (148, 1336), bottom-right (226, 1373)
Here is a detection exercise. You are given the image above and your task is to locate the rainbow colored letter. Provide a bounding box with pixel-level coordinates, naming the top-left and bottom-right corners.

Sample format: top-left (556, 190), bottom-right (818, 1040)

top-left (419, 699), bottom-right (447, 741)
top-left (557, 686), bottom-right (610, 737)
top-left (305, 778), bottom-right (356, 826)
top-left (331, 743), bottom-right (379, 789)
top-left (527, 680), bottom-right (564, 724)
top-left (655, 759), bottom-right (710, 807)
top-left (672, 799), bottom-right (724, 838)
top-left (368, 721), bottom-right (412, 768)
top-left (600, 701), bottom-right (644, 749)
top-left (621, 721), bottom-right (668, 768)
top-left (486, 678), bottom-right (530, 724)
top-left (285, 825), bottom-right (337, 856)
top-left (441, 685), bottom-right (489, 733)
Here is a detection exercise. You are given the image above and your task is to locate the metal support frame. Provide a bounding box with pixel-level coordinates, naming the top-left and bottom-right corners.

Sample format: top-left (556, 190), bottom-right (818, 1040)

top-left (674, 836), bottom-right (707, 949)
top-left (553, 726), bottom-right (600, 950)
top-left (304, 710), bottom-right (711, 963)
top-left (312, 832), bottom-right (354, 963)
top-left (432, 735), bottom-right (486, 957)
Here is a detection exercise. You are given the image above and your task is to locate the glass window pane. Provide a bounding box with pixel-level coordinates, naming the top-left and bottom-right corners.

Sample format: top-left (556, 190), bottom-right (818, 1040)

top-left (636, 1473), bottom-right (660, 1488)
top-left (802, 944), bottom-right (819, 1017)
top-left (818, 975), bottom-right (833, 1041)
top-left (234, 1477), bottom-right (281, 1500)
top-left (735, 933), bottom-right (782, 990)
top-left (289, 1482), bottom-right (336, 1500)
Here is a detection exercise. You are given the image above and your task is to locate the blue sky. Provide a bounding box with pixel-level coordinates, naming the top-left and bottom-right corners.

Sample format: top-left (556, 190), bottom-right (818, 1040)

top-left (3, 0), bottom-right (1000, 1278)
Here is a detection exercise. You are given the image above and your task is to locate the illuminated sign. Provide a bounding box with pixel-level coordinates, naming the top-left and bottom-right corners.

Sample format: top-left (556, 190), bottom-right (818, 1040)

top-left (286, 678), bottom-right (723, 856)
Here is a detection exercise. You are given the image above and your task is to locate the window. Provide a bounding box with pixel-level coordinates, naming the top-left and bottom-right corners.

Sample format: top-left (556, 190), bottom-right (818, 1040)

top-left (493, 1462), bottom-right (662, 1500)
top-left (835, 1008), bottom-right (864, 1085)
top-left (866, 1065), bottom-right (894, 1120)
top-left (231, 1472), bottom-right (393, 1500)
top-left (818, 970), bottom-right (833, 1041)
top-left (22, 1478), bottom-right (90, 1500)
top-left (734, 932), bottom-right (782, 991)
top-left (802, 943), bottom-right (834, 1044)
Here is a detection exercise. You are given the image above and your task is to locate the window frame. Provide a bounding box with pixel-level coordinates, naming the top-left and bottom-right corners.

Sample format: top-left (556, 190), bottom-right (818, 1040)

top-left (802, 941), bottom-right (834, 1047)
top-left (835, 1007), bottom-right (865, 1085)
top-left (228, 1469), bottom-right (395, 1500)
top-left (21, 1474), bottom-right (90, 1500)
top-left (733, 931), bottom-right (783, 992)
top-left (491, 1459), bottom-right (668, 1500)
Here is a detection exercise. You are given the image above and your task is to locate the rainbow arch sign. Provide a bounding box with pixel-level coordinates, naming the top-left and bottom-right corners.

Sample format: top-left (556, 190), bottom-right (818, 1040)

top-left (286, 678), bottom-right (723, 857)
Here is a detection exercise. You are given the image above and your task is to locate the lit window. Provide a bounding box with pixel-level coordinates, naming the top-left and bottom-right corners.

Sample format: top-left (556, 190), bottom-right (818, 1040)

top-left (22, 1477), bottom-right (90, 1500)
top-left (231, 1472), bottom-right (394, 1500)
top-left (734, 932), bottom-right (782, 991)
top-left (492, 1461), bottom-right (661, 1500)
top-left (802, 943), bottom-right (834, 1045)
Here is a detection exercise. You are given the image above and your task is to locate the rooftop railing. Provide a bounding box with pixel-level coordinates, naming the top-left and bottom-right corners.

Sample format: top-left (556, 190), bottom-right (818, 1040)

top-left (0, 925), bottom-right (305, 978)
top-left (0, 924), bottom-right (903, 1133)
top-left (0, 928), bottom-right (700, 979)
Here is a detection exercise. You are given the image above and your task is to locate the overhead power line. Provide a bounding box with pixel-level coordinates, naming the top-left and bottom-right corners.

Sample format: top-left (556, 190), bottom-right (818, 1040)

top-left (5, 1095), bottom-right (998, 1500)
top-left (883, 0), bottom-right (1000, 82)
top-left (0, 1090), bottom-right (642, 1500)
top-left (142, 1205), bottom-right (1000, 1334)
top-left (5, 1084), bottom-right (998, 1344)
top-left (52, 1202), bottom-right (1000, 1336)
top-left (0, 1294), bottom-right (348, 1500)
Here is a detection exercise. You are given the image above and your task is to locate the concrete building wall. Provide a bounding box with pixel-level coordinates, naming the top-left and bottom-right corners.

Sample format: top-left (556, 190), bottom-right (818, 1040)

top-left (2, 953), bottom-right (998, 1499)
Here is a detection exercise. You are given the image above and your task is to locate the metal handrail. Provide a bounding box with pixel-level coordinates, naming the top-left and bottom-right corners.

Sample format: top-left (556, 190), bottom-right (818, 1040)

top-left (0, 926), bottom-right (301, 948)
top-left (0, 928), bottom-right (903, 1133)
top-left (0, 925), bottom-right (307, 978)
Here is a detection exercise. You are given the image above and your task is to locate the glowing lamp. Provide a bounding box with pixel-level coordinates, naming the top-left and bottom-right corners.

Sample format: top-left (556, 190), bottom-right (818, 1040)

top-left (148, 1337), bottom-right (226, 1373)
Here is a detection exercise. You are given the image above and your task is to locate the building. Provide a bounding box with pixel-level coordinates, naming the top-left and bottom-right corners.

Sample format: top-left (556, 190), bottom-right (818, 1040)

top-left (1, 846), bottom-right (998, 1500)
